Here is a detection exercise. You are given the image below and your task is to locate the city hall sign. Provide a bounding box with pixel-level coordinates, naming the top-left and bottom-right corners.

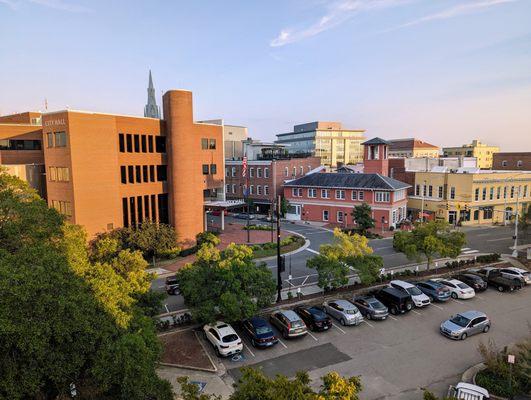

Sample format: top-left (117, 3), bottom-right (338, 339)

top-left (44, 118), bottom-right (66, 127)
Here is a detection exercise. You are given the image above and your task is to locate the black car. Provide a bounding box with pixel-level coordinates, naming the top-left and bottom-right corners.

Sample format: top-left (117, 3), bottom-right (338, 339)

top-left (452, 273), bottom-right (487, 292)
top-left (373, 287), bottom-right (413, 315)
top-left (294, 306), bottom-right (332, 331)
top-left (165, 276), bottom-right (180, 295)
top-left (241, 317), bottom-right (278, 348)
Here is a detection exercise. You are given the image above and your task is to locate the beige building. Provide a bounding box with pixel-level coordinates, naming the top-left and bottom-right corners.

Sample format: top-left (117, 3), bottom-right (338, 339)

top-left (443, 140), bottom-right (499, 169)
top-left (388, 138), bottom-right (440, 158)
top-left (275, 121), bottom-right (366, 167)
top-left (408, 169), bottom-right (531, 226)
top-left (198, 119), bottom-right (248, 160)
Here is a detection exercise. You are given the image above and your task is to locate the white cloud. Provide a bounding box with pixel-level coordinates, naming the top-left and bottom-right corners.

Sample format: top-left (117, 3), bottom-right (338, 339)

top-left (0, 0), bottom-right (91, 12)
top-left (0, 0), bottom-right (18, 10)
top-left (270, 0), bottom-right (409, 47)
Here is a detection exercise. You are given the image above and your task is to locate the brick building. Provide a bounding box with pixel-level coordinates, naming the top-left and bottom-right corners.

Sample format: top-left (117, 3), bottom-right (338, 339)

top-left (388, 138), bottom-right (439, 158)
top-left (492, 152), bottom-right (531, 171)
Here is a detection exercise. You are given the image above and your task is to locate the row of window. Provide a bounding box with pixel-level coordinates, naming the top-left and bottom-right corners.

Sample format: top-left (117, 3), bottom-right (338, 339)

top-left (474, 185), bottom-right (528, 201)
top-left (0, 139), bottom-right (42, 151)
top-left (291, 188), bottom-right (369, 201)
top-left (49, 167), bottom-right (70, 182)
top-left (501, 160), bottom-right (524, 167)
top-left (120, 165), bottom-right (167, 184)
top-left (51, 200), bottom-right (72, 217)
top-left (202, 164), bottom-right (217, 175)
top-left (225, 165), bottom-right (314, 178)
top-left (226, 184), bottom-right (270, 196)
top-left (47, 131), bottom-right (67, 148)
top-left (122, 193), bottom-right (168, 227)
top-left (201, 138), bottom-right (217, 150)
top-left (415, 184), bottom-right (446, 199)
top-left (118, 133), bottom-right (166, 153)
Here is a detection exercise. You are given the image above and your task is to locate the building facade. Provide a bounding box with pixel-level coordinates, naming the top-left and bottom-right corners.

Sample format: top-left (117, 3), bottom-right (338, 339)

top-left (492, 152), bottom-right (531, 171)
top-left (443, 140), bottom-right (499, 169)
top-left (408, 170), bottom-right (531, 225)
top-left (275, 121), bottom-right (366, 167)
top-left (388, 138), bottom-right (439, 158)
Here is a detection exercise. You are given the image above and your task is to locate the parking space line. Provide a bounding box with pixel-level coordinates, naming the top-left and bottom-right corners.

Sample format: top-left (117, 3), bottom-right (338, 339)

top-left (243, 344), bottom-right (255, 358)
top-left (389, 315), bottom-right (398, 321)
top-left (277, 338), bottom-right (288, 349)
top-left (452, 299), bottom-right (465, 305)
top-left (163, 304), bottom-right (170, 313)
top-left (305, 248), bottom-right (320, 255)
top-left (476, 295), bottom-right (485, 300)
top-left (362, 320), bottom-right (375, 328)
top-left (412, 310), bottom-right (422, 315)
top-left (331, 323), bottom-right (346, 334)
top-left (431, 304), bottom-right (444, 310)
top-left (307, 331), bottom-right (319, 341)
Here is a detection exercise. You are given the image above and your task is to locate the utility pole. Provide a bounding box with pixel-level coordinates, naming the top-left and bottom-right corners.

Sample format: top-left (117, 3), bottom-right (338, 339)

top-left (276, 194), bottom-right (282, 303)
top-left (504, 180), bottom-right (508, 226)
top-left (420, 179), bottom-right (426, 223)
top-left (512, 186), bottom-right (520, 257)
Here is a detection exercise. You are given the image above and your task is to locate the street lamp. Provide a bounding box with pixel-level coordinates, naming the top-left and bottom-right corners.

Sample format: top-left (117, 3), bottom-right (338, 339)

top-left (420, 179), bottom-right (426, 223)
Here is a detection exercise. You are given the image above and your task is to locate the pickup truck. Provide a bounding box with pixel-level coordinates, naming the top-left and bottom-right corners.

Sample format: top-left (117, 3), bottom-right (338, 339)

top-left (468, 267), bottom-right (524, 292)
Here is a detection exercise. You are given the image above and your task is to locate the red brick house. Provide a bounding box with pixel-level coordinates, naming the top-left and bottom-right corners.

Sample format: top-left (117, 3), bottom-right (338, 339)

top-left (283, 138), bottom-right (410, 230)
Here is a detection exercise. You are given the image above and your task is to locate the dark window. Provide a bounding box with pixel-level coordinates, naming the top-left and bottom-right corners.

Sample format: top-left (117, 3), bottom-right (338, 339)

top-left (209, 139), bottom-right (216, 149)
top-left (142, 165), bottom-right (148, 182)
top-left (47, 133), bottom-right (54, 147)
top-left (210, 164), bottom-right (217, 174)
top-left (135, 166), bottom-right (141, 183)
top-left (149, 165), bottom-right (155, 182)
top-left (137, 196), bottom-right (143, 224)
top-left (134, 135), bottom-right (140, 152)
top-left (155, 136), bottom-right (166, 153)
top-left (150, 194), bottom-right (156, 220)
top-left (201, 138), bottom-right (209, 150)
top-left (473, 210), bottom-right (479, 220)
top-left (119, 134), bottom-right (125, 152)
top-left (122, 198), bottom-right (129, 227)
top-left (144, 195), bottom-right (150, 220)
top-left (126, 134), bottom-right (133, 152)
top-left (0, 140), bottom-right (41, 150)
top-left (54, 131), bottom-right (67, 147)
top-left (202, 164), bottom-right (209, 175)
top-left (158, 193), bottom-right (169, 224)
top-left (129, 197), bottom-right (136, 227)
top-left (157, 165), bottom-right (167, 181)
top-left (141, 135), bottom-right (147, 153)
top-left (120, 166), bottom-right (127, 184)
top-left (483, 207), bottom-right (493, 219)
top-left (128, 166), bottom-right (134, 183)
top-left (148, 136), bottom-right (154, 153)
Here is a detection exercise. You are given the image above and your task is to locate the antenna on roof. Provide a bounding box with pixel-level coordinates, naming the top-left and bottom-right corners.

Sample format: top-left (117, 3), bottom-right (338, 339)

top-left (44, 98), bottom-right (48, 111)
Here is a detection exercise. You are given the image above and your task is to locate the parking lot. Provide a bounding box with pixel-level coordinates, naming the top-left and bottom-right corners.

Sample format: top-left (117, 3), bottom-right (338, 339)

top-left (199, 284), bottom-right (531, 400)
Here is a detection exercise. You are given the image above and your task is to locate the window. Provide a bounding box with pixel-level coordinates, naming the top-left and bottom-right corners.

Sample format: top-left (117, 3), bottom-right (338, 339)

top-left (149, 165), bottom-right (155, 182)
top-left (257, 168), bottom-right (262, 178)
top-left (473, 210), bottom-right (479, 221)
top-left (47, 133), bottom-right (54, 147)
top-left (128, 166), bottom-right (134, 183)
top-left (201, 138), bottom-right (209, 150)
top-left (428, 185), bottom-right (433, 197)
top-left (321, 189), bottom-right (330, 198)
top-left (285, 167), bottom-right (289, 177)
top-left (49, 167), bottom-right (57, 181)
top-left (503, 186), bottom-right (507, 199)
top-left (122, 198), bottom-right (129, 227)
top-left (120, 166), bottom-right (127, 184)
top-left (232, 184), bottom-right (236, 194)
top-left (54, 131), bottom-right (67, 147)
top-left (292, 188), bottom-right (302, 197)
top-left (264, 185), bottom-right (269, 195)
top-left (352, 191), bottom-right (357, 200)
top-left (293, 167), bottom-right (296, 177)
top-left (250, 168), bottom-right (254, 178)
top-left (119, 134), bottom-right (125, 152)
top-left (141, 135), bottom-right (147, 152)
top-left (375, 191), bottom-right (390, 202)
top-left (394, 189), bottom-right (406, 201)
top-left (142, 165), bottom-right (148, 182)
top-left (126, 134), bottom-right (132, 152)
top-left (335, 190), bottom-right (345, 200)
top-left (52, 200), bottom-right (72, 217)
top-left (257, 185), bottom-right (262, 195)
top-left (155, 136), bottom-right (166, 153)
top-left (323, 210), bottom-right (329, 221)
top-left (134, 135), bottom-right (140, 152)
top-left (157, 165), bottom-right (167, 181)
top-left (308, 188), bottom-right (317, 198)
top-left (250, 185), bottom-right (254, 195)
top-left (450, 187), bottom-right (456, 199)
top-left (231, 167), bottom-right (236, 177)
top-left (423, 185), bottom-right (427, 197)
top-left (517, 160), bottom-right (523, 167)
top-left (489, 187), bottom-right (494, 200)
top-left (210, 164), bottom-right (217, 174)
top-left (202, 164), bottom-right (209, 175)
top-left (226, 184), bottom-right (230, 194)
top-left (415, 185), bottom-right (420, 196)
top-left (135, 166), bottom-right (141, 182)
top-left (358, 191), bottom-right (364, 200)
top-left (225, 167), bottom-right (229, 177)
top-left (209, 139), bottom-right (216, 149)
top-left (483, 207), bottom-right (493, 220)
top-left (510, 186), bottom-right (515, 198)
top-left (337, 211), bottom-right (344, 223)
top-left (474, 188), bottom-right (479, 201)
top-left (481, 187), bottom-right (486, 201)
top-left (264, 168), bottom-right (269, 178)
top-left (502, 160), bottom-right (508, 167)
top-left (148, 136), bottom-right (154, 153)
top-left (300, 166), bottom-right (304, 176)
top-left (524, 185), bottom-right (528, 198)
top-left (497, 186), bottom-right (501, 199)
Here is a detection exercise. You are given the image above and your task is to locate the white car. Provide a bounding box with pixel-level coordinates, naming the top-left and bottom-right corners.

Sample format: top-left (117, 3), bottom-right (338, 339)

top-left (390, 280), bottom-right (431, 307)
top-left (203, 321), bottom-right (243, 357)
top-left (499, 267), bottom-right (531, 285)
top-left (433, 278), bottom-right (475, 300)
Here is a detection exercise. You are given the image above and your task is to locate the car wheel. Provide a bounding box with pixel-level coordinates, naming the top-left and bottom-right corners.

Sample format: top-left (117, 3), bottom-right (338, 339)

top-left (366, 313), bottom-right (372, 320)
top-left (428, 295), bottom-right (434, 302)
top-left (406, 302), bottom-right (413, 311)
top-left (497, 285), bottom-right (505, 292)
top-left (460, 333), bottom-right (467, 340)
top-left (483, 325), bottom-right (490, 333)
top-left (251, 339), bottom-right (257, 347)
top-left (283, 330), bottom-right (289, 339)
top-left (390, 306), bottom-right (397, 315)
top-left (451, 292), bottom-right (458, 299)
top-left (340, 318), bottom-right (346, 326)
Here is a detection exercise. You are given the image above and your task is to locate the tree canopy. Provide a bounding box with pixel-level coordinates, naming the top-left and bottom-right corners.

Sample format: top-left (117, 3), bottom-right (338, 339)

top-left (393, 220), bottom-right (466, 269)
top-left (177, 243), bottom-right (276, 323)
top-left (0, 171), bottom-right (172, 399)
top-left (351, 203), bottom-right (375, 235)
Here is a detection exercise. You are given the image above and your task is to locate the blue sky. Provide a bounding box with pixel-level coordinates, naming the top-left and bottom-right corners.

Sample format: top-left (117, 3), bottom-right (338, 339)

top-left (1, 0), bottom-right (530, 150)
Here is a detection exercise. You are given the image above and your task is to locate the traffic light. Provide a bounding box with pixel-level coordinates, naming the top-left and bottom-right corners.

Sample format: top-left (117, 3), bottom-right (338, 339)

top-left (446, 203), bottom-right (449, 210)
top-left (464, 204), bottom-right (469, 212)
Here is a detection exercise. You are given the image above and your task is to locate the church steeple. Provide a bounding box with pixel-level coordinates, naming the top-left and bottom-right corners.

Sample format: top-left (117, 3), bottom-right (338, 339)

top-left (144, 70), bottom-right (160, 119)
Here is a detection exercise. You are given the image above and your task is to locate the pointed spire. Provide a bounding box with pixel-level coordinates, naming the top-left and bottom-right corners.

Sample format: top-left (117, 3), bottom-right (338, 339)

top-left (144, 70), bottom-right (160, 119)
top-left (148, 70), bottom-right (154, 89)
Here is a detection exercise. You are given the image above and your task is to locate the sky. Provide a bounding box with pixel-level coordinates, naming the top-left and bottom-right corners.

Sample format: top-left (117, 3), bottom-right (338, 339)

top-left (1, 0), bottom-right (530, 151)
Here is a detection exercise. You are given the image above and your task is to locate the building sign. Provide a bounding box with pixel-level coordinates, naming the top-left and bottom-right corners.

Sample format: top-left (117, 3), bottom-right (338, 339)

top-left (44, 118), bottom-right (66, 127)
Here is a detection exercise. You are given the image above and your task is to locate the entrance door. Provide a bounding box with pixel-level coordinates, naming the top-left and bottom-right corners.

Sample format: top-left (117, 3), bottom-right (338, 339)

top-left (448, 211), bottom-right (457, 225)
top-left (286, 204), bottom-right (301, 221)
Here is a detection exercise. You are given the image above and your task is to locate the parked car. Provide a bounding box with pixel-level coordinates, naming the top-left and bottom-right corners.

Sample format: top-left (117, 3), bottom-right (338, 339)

top-left (351, 296), bottom-right (389, 320)
top-left (294, 306), bottom-right (332, 331)
top-left (269, 310), bottom-right (308, 339)
top-left (448, 382), bottom-right (489, 400)
top-left (390, 280), bottom-right (431, 307)
top-left (322, 299), bottom-right (363, 326)
top-left (241, 317), bottom-right (278, 348)
top-left (469, 267), bottom-right (524, 292)
top-left (415, 280), bottom-right (451, 302)
top-left (452, 273), bottom-right (487, 292)
top-left (432, 278), bottom-right (475, 299)
top-left (235, 213), bottom-right (255, 220)
top-left (498, 267), bottom-right (531, 285)
top-left (440, 310), bottom-right (490, 340)
top-left (373, 287), bottom-right (414, 315)
top-left (165, 276), bottom-right (180, 295)
top-left (203, 321), bottom-right (243, 357)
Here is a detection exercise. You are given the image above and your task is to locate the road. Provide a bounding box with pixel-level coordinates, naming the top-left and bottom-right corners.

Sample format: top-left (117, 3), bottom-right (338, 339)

top-left (152, 219), bottom-right (527, 314)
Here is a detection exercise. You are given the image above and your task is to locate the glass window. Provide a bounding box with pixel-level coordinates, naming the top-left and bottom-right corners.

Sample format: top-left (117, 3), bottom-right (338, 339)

top-left (157, 165), bottom-right (167, 181)
top-left (202, 164), bottom-right (209, 175)
top-left (474, 188), bottom-right (479, 201)
top-left (257, 168), bottom-right (262, 178)
top-left (134, 134), bottom-right (140, 152)
top-left (201, 138), bottom-right (209, 149)
top-left (497, 186), bottom-right (501, 199)
top-left (47, 133), bottom-right (54, 148)
top-left (257, 185), bottom-right (262, 195)
top-left (54, 131), bottom-right (67, 147)
top-left (352, 191), bottom-right (357, 200)
top-left (126, 134), bottom-right (132, 152)
top-left (428, 185), bottom-right (433, 197)
top-left (128, 166), bottom-right (134, 183)
top-left (210, 164), bottom-right (217, 175)
top-left (141, 135), bottom-right (147, 153)
top-left (142, 165), bottom-right (148, 182)
top-left (359, 191), bottom-right (364, 200)
top-left (482, 187), bottom-right (486, 200)
top-left (285, 167), bottom-right (289, 177)
top-left (323, 210), bottom-right (329, 221)
top-left (135, 165), bottom-right (141, 182)
top-left (120, 166), bottom-right (127, 184)
top-left (321, 189), bottom-right (329, 198)
top-left (335, 190), bottom-right (345, 199)
top-left (264, 168), bottom-right (269, 178)
top-left (149, 165), bottom-right (155, 182)
top-left (337, 211), bottom-right (344, 223)
top-left (415, 185), bottom-right (420, 196)
top-left (510, 186), bottom-right (514, 198)
top-left (489, 187), bottom-right (494, 200)
top-left (209, 139), bottom-right (216, 149)
top-left (450, 187), bottom-right (456, 199)
top-left (155, 136), bottom-right (166, 153)
top-left (264, 186), bottom-right (269, 195)
top-left (148, 135), bottom-right (154, 153)
top-left (250, 168), bottom-right (254, 178)
top-left (49, 167), bottom-right (57, 181)
top-left (375, 191), bottom-right (390, 202)
top-left (119, 134), bottom-right (125, 152)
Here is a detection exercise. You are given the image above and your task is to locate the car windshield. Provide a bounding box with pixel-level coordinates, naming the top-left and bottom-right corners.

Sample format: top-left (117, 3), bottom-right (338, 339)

top-left (222, 334), bottom-right (239, 343)
top-left (310, 309), bottom-right (327, 319)
top-left (406, 287), bottom-right (422, 296)
top-left (450, 314), bottom-right (470, 327)
top-left (457, 283), bottom-right (469, 289)
top-left (291, 320), bottom-right (305, 328)
top-left (345, 307), bottom-right (359, 315)
top-left (369, 301), bottom-right (386, 310)
top-left (255, 326), bottom-right (272, 335)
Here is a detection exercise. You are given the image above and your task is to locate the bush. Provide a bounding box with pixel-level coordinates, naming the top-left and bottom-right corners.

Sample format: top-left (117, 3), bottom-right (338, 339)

top-left (476, 253), bottom-right (501, 263)
top-left (196, 231), bottom-right (220, 248)
top-left (158, 247), bottom-right (182, 259)
top-left (475, 369), bottom-right (516, 399)
top-left (243, 225), bottom-right (273, 231)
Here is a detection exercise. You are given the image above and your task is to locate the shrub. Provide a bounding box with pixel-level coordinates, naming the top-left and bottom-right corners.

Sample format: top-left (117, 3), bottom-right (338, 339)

top-left (243, 225), bottom-right (273, 231)
top-left (158, 247), bottom-right (182, 259)
top-left (196, 231), bottom-right (220, 248)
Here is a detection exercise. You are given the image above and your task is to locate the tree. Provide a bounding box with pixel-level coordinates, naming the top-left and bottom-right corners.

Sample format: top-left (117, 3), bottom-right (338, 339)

top-left (177, 377), bottom-right (222, 400)
top-left (393, 220), bottom-right (465, 270)
top-left (196, 231), bottom-right (221, 248)
top-left (177, 243), bottom-right (276, 323)
top-left (351, 203), bottom-right (375, 235)
top-left (307, 228), bottom-right (383, 290)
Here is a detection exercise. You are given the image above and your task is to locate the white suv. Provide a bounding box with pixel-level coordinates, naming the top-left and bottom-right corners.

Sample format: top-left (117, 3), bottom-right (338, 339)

top-left (203, 321), bottom-right (243, 357)
top-left (390, 280), bottom-right (431, 307)
top-left (499, 267), bottom-right (531, 285)
top-left (433, 278), bottom-right (475, 299)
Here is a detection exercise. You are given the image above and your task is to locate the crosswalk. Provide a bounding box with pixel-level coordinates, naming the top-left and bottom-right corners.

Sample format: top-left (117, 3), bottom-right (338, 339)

top-left (460, 247), bottom-right (479, 255)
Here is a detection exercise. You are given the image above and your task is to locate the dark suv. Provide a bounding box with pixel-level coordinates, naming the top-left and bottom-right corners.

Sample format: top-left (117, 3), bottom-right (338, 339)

top-left (374, 287), bottom-right (413, 315)
top-left (452, 273), bottom-right (487, 292)
top-left (165, 276), bottom-right (180, 295)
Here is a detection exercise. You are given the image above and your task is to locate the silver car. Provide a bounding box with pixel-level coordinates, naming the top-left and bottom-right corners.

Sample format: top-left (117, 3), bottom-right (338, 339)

top-left (440, 310), bottom-right (491, 340)
top-left (322, 299), bottom-right (363, 326)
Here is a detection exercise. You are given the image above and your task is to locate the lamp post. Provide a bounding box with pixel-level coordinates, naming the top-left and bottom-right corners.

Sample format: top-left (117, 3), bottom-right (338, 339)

top-left (512, 186), bottom-right (521, 257)
top-left (276, 194), bottom-right (282, 303)
top-left (420, 179), bottom-right (426, 223)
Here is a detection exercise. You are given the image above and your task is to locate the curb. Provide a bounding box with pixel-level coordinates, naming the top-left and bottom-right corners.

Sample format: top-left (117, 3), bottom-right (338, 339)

top-left (254, 230), bottom-right (311, 262)
top-left (461, 362), bottom-right (508, 400)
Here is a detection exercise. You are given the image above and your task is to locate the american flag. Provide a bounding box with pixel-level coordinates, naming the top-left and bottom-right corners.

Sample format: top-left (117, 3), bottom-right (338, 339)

top-left (242, 156), bottom-right (247, 178)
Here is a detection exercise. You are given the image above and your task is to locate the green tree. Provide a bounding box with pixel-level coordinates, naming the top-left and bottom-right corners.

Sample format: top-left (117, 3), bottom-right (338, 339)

top-left (393, 220), bottom-right (465, 270)
top-left (307, 228), bottom-right (383, 289)
top-left (177, 243), bottom-right (275, 323)
top-left (196, 231), bottom-right (221, 248)
top-left (351, 203), bottom-right (375, 235)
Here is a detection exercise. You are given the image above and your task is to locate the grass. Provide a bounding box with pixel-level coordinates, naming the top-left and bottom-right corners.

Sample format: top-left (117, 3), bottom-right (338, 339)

top-left (252, 236), bottom-right (305, 259)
